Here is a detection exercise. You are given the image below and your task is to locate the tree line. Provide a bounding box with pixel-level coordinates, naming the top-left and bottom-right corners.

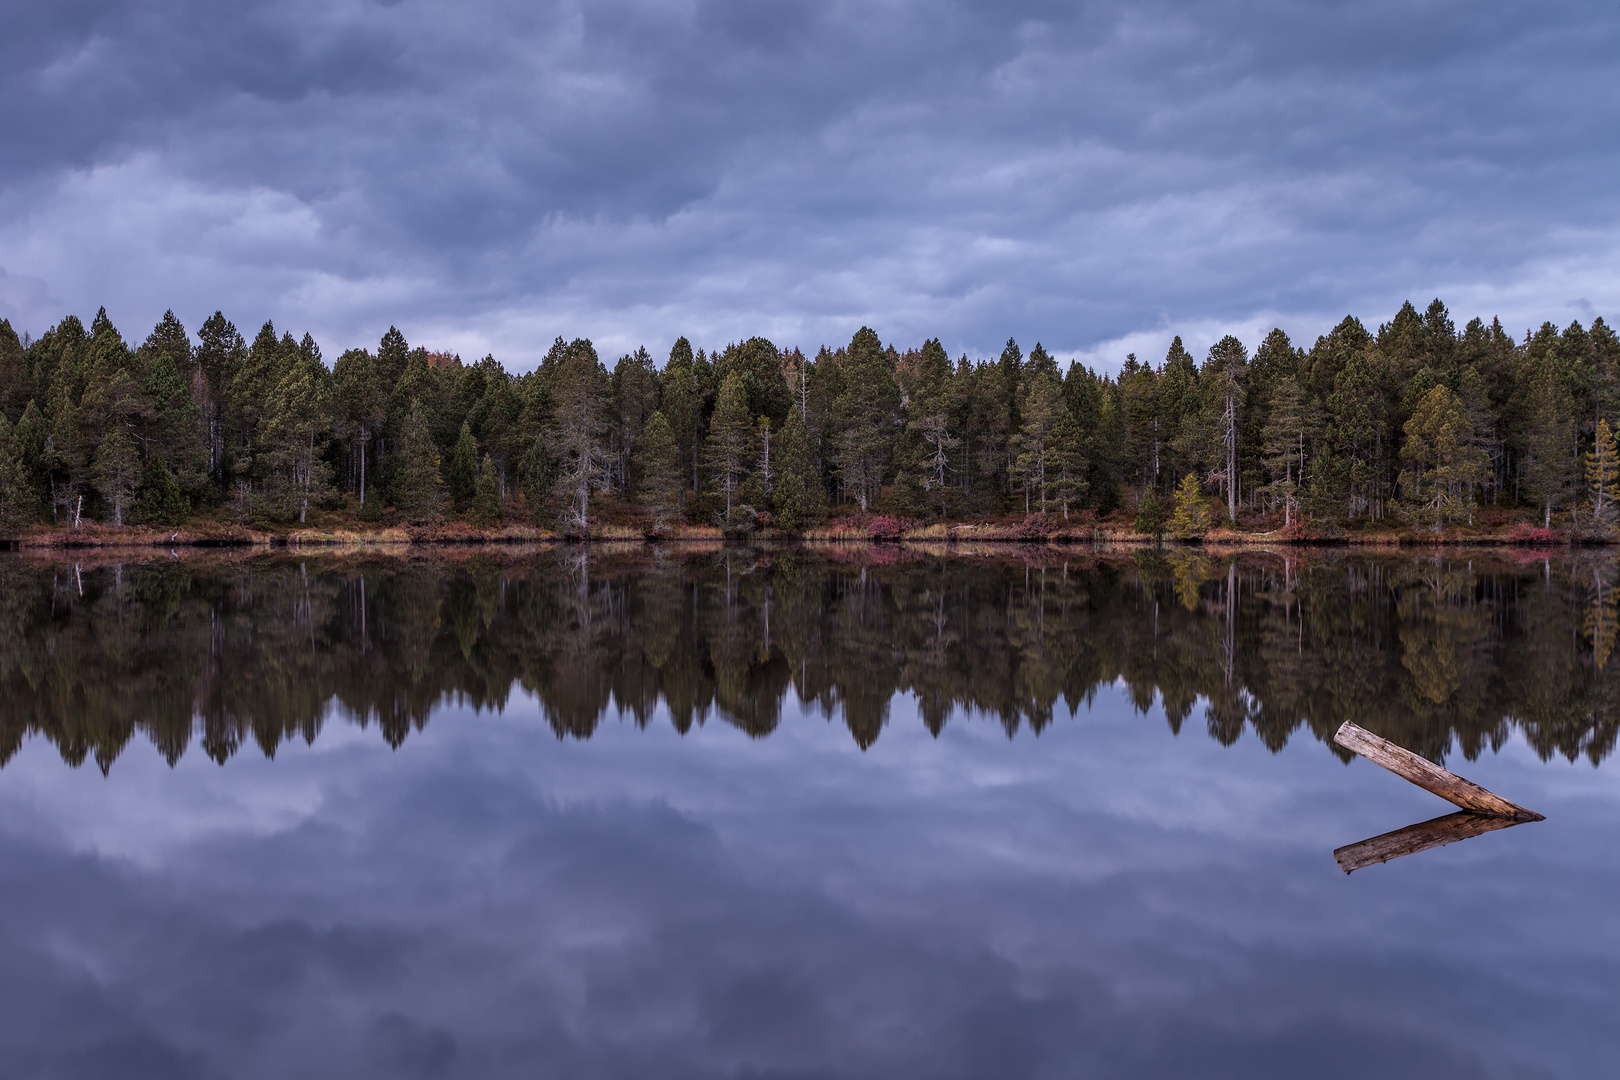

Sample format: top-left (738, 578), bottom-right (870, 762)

top-left (1, 299), bottom-right (1617, 534)
top-left (1, 548), bottom-right (1615, 771)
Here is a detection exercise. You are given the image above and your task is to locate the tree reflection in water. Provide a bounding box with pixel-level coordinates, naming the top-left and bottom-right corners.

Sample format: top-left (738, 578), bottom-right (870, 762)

top-left (2, 544), bottom-right (1617, 771)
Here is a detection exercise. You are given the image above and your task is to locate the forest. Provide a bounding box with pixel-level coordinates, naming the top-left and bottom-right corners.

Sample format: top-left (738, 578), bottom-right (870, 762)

top-left (0, 299), bottom-right (1617, 537)
top-left (1, 548), bottom-right (1614, 772)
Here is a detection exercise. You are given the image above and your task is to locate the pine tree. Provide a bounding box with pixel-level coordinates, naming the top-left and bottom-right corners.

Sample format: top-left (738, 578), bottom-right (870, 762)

top-left (447, 421), bottom-right (479, 512)
top-left (1587, 418), bottom-right (1620, 530)
top-left (905, 338), bottom-right (960, 517)
top-left (394, 401), bottom-right (446, 523)
top-left (832, 327), bottom-right (900, 512)
top-left (469, 454), bottom-right (501, 527)
top-left (93, 422), bottom-right (140, 526)
top-left (545, 340), bottom-right (608, 535)
top-left (660, 338), bottom-right (702, 499)
top-left (635, 410), bottom-right (682, 533)
top-left (1048, 409), bottom-right (1089, 520)
top-left (1400, 385), bottom-right (1487, 533)
top-left (259, 359), bottom-right (333, 523)
top-left (1134, 485), bottom-right (1163, 541)
top-left (1168, 472), bottom-right (1210, 540)
top-left (772, 408), bottom-right (824, 531)
top-left (705, 373), bottom-right (752, 523)
top-left (130, 458), bottom-right (188, 526)
top-left (1262, 376), bottom-right (1305, 527)
top-left (1207, 335), bottom-right (1247, 521)
top-left (0, 416), bottom-right (30, 535)
top-left (1013, 373), bottom-right (1064, 514)
top-left (1521, 361), bottom-right (1576, 528)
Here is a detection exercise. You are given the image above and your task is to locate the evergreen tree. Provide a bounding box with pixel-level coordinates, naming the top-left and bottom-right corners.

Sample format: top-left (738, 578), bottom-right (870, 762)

top-left (1521, 360), bottom-right (1576, 528)
top-left (1048, 409), bottom-right (1089, 520)
top-left (545, 340), bottom-right (608, 535)
top-left (470, 454), bottom-right (501, 527)
top-left (0, 416), bottom-right (30, 535)
top-left (1207, 334), bottom-right (1248, 520)
top-left (1587, 419), bottom-right (1620, 530)
top-left (394, 401), bottom-right (446, 523)
top-left (1262, 376), bottom-right (1306, 527)
top-left (1168, 473), bottom-right (1210, 539)
top-left (130, 458), bottom-right (188, 526)
top-left (772, 408), bottom-right (824, 531)
top-left (833, 327), bottom-right (900, 512)
top-left (905, 339), bottom-right (960, 516)
top-left (93, 422), bottom-right (140, 526)
top-left (1013, 372), bottom-right (1064, 513)
top-left (1134, 485), bottom-right (1163, 541)
top-left (447, 421), bottom-right (479, 512)
top-left (660, 338), bottom-right (702, 499)
top-left (706, 373), bottom-right (752, 523)
top-left (635, 411), bottom-right (682, 533)
top-left (1400, 385), bottom-right (1487, 532)
top-left (610, 346), bottom-right (660, 496)
top-left (259, 359), bottom-right (333, 523)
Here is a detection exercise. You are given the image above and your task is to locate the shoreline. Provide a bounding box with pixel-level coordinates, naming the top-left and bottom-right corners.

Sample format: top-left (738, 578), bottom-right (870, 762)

top-left (1, 519), bottom-right (1608, 550)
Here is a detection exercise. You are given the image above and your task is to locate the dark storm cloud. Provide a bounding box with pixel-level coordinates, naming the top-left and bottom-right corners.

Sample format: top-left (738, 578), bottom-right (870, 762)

top-left (2, 0), bottom-right (1619, 367)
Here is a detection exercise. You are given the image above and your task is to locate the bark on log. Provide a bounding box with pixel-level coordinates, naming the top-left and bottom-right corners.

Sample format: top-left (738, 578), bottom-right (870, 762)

top-left (1333, 721), bottom-right (1544, 821)
top-left (1334, 811), bottom-right (1528, 874)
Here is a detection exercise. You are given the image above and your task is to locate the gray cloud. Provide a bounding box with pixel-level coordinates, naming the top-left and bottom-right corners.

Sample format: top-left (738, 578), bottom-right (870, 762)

top-left (2, 1), bottom-right (1619, 368)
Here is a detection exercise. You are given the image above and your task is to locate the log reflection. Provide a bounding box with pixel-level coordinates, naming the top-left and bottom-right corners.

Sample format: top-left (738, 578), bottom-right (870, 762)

top-left (1333, 812), bottom-right (1535, 874)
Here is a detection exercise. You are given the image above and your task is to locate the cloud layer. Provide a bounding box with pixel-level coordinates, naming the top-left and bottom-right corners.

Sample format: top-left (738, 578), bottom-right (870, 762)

top-left (4, 1), bottom-right (1620, 368)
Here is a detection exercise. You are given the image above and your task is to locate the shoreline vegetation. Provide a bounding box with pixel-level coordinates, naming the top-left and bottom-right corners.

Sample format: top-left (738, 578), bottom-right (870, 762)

top-left (5, 298), bottom-right (1620, 548)
top-left (0, 510), bottom-right (1601, 549)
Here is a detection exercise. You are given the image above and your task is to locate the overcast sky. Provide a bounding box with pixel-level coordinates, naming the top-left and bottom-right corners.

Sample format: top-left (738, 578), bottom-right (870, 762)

top-left (3, 0), bottom-right (1618, 371)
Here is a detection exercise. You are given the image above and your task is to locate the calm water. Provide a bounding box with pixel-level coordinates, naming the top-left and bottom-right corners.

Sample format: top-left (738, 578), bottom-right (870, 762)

top-left (1, 545), bottom-right (1616, 1079)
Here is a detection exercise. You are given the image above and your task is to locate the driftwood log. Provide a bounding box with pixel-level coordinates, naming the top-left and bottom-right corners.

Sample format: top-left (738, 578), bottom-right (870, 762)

top-left (1333, 721), bottom-right (1544, 821)
top-left (1333, 811), bottom-right (1527, 873)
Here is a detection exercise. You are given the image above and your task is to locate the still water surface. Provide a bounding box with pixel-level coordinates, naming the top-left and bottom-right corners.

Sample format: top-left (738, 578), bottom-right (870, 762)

top-left (1, 545), bottom-right (1616, 1079)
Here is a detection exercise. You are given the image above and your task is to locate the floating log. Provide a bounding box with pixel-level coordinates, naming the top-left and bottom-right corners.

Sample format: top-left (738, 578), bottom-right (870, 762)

top-left (1334, 811), bottom-right (1527, 873)
top-left (1333, 721), bottom-right (1544, 821)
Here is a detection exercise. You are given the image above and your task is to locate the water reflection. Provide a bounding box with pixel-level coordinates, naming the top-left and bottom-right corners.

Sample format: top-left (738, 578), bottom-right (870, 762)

top-left (1334, 812), bottom-right (1532, 873)
top-left (3, 544), bottom-right (1619, 771)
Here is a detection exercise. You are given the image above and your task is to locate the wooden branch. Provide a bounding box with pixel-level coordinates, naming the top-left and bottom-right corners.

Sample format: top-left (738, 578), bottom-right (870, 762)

top-left (1333, 721), bottom-right (1544, 821)
top-left (1334, 811), bottom-right (1528, 874)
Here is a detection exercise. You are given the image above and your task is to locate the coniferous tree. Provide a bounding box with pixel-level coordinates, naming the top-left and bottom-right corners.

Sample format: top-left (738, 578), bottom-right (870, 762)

top-left (545, 340), bottom-right (608, 535)
top-left (1168, 472), bottom-right (1210, 539)
top-left (394, 401), bottom-right (446, 524)
top-left (772, 409), bottom-right (824, 531)
top-left (0, 416), bottom-right (29, 535)
top-left (253, 350), bottom-right (333, 523)
top-left (706, 373), bottom-right (752, 523)
top-left (1049, 409), bottom-right (1089, 520)
top-left (1133, 485), bottom-right (1163, 541)
top-left (635, 411), bottom-right (682, 533)
top-left (660, 338), bottom-right (702, 500)
top-left (1207, 335), bottom-right (1248, 521)
top-left (447, 421), bottom-right (479, 512)
top-left (1587, 419), bottom-right (1620, 531)
top-left (905, 338), bottom-right (961, 517)
top-left (1521, 360), bottom-right (1577, 528)
top-left (470, 454), bottom-right (501, 527)
top-left (93, 422), bottom-right (140, 526)
top-left (1014, 372), bottom-right (1065, 513)
top-left (1263, 376), bottom-right (1306, 527)
top-left (833, 327), bottom-right (900, 512)
top-left (130, 458), bottom-right (188, 526)
top-left (1400, 385), bottom-right (1487, 533)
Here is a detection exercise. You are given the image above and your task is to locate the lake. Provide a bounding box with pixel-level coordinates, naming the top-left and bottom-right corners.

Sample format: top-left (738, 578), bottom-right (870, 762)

top-left (0, 544), bottom-right (1615, 1079)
